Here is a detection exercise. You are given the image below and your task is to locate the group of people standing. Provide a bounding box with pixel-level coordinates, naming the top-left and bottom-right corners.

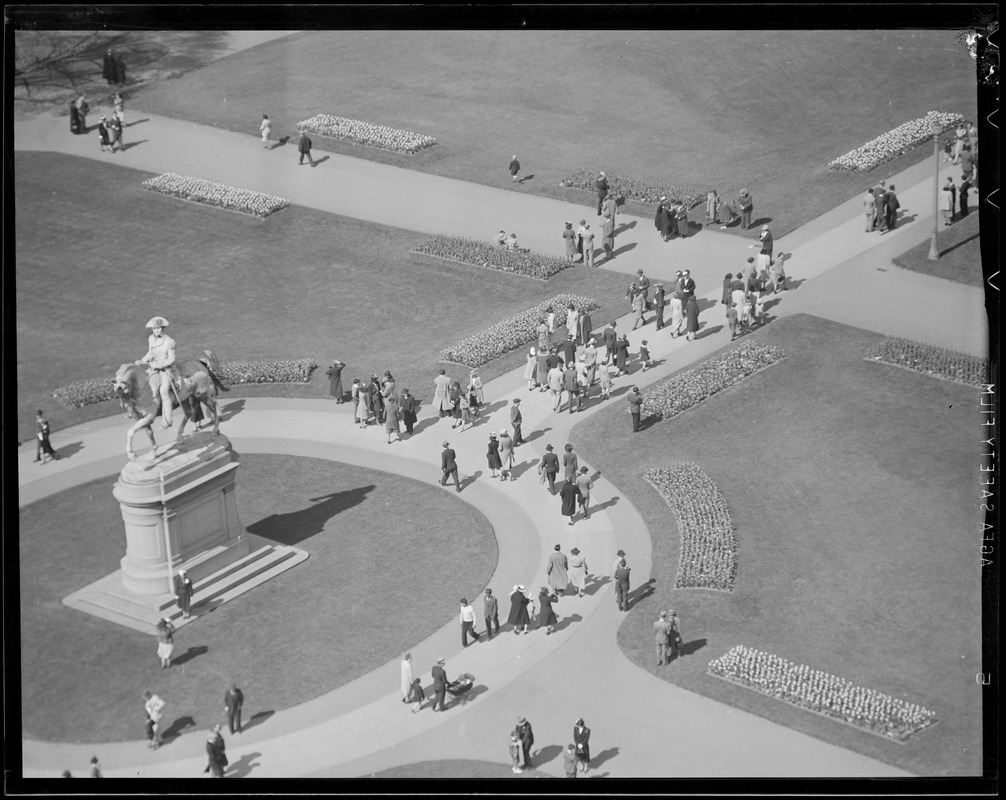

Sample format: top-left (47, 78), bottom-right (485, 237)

top-left (347, 370), bottom-right (419, 443)
top-left (862, 182), bottom-right (901, 233)
top-left (940, 174), bottom-right (974, 227)
top-left (625, 269), bottom-right (702, 343)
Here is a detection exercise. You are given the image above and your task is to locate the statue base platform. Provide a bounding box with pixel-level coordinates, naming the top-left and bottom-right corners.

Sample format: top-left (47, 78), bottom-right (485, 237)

top-left (63, 533), bottom-right (308, 634)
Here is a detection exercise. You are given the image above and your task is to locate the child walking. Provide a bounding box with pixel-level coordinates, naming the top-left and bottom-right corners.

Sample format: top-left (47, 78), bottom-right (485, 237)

top-left (638, 340), bottom-right (651, 371)
top-left (509, 731), bottom-right (523, 773)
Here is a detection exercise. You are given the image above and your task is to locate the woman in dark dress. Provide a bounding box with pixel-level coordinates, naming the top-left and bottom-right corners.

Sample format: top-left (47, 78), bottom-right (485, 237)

top-left (326, 360), bottom-right (345, 403)
top-left (507, 585), bottom-right (531, 634)
top-left (448, 380), bottom-right (462, 428)
top-left (614, 334), bottom-right (630, 374)
top-left (573, 719), bottom-right (591, 773)
top-left (721, 273), bottom-right (734, 306)
top-left (69, 101), bottom-right (81, 134)
top-left (486, 433), bottom-right (503, 478)
top-left (654, 197), bottom-right (666, 236)
top-left (369, 375), bottom-right (385, 423)
top-left (685, 295), bottom-right (700, 342)
top-left (537, 586), bottom-right (559, 634)
top-left (560, 479), bottom-right (580, 526)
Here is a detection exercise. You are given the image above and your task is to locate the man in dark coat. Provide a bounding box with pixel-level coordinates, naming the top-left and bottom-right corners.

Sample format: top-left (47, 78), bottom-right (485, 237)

top-left (325, 360), bottom-right (345, 403)
top-left (627, 386), bottom-right (643, 433)
top-left (510, 399), bottom-right (524, 446)
top-left (874, 181), bottom-right (888, 232)
top-left (958, 176), bottom-right (971, 218)
top-left (652, 283), bottom-right (666, 330)
top-left (614, 558), bottom-right (631, 611)
top-left (515, 716), bottom-right (535, 770)
top-left (602, 322), bottom-right (618, 366)
top-left (298, 129), bottom-right (315, 166)
top-left (560, 479), bottom-right (580, 526)
top-left (431, 658), bottom-right (449, 712)
top-left (561, 334), bottom-right (576, 368)
top-left (562, 362), bottom-right (578, 415)
top-left (885, 185), bottom-right (900, 230)
top-left (595, 172), bottom-right (609, 215)
top-left (205, 725), bottom-right (227, 777)
top-left (539, 444), bottom-right (560, 494)
top-left (577, 307), bottom-right (593, 346)
top-left (440, 442), bottom-right (461, 492)
top-left (399, 389), bottom-right (417, 435)
top-left (484, 588), bottom-right (500, 640)
top-left (537, 586), bottom-right (559, 634)
top-left (224, 684), bottom-right (244, 734)
top-left (103, 49), bottom-right (116, 84)
top-left (679, 270), bottom-right (696, 305)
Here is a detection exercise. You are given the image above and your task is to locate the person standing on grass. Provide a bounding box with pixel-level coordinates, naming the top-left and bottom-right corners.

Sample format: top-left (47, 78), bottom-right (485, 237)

top-left (508, 585), bottom-right (532, 635)
top-left (562, 221), bottom-right (578, 262)
top-left (440, 441), bottom-right (461, 492)
top-left (515, 716), bottom-right (535, 770)
top-left (175, 570), bottom-right (193, 619)
top-left (581, 224), bottom-right (596, 268)
top-left (538, 586), bottom-right (559, 634)
top-left (627, 386), bottom-right (643, 433)
top-left (326, 360), bottom-right (345, 403)
top-left (509, 154), bottom-right (521, 182)
top-left (484, 588), bottom-right (500, 640)
top-left (575, 466), bottom-right (594, 520)
top-left (400, 653), bottom-right (414, 703)
top-left (538, 444), bottom-right (560, 494)
top-left (431, 658), bottom-right (449, 712)
top-left (509, 732), bottom-right (523, 773)
top-left (297, 129), bottom-right (315, 166)
top-left (737, 188), bottom-right (754, 230)
top-left (667, 609), bottom-right (684, 662)
top-left (568, 548), bottom-right (589, 597)
top-left (654, 610), bottom-right (673, 666)
top-left (34, 410), bottom-right (59, 463)
top-left (224, 684), bottom-right (244, 734)
top-left (155, 618), bottom-right (175, 669)
top-left (143, 691), bottom-right (165, 749)
top-left (595, 172), bottom-right (609, 215)
top-left (460, 598), bottom-right (480, 646)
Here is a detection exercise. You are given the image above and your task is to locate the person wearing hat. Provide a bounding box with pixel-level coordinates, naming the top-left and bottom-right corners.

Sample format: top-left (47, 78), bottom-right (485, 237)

top-left (560, 472), bottom-right (581, 526)
top-left (467, 370), bottom-right (484, 417)
top-left (507, 585), bottom-right (532, 635)
top-left (595, 171), bottom-right (609, 215)
top-left (667, 288), bottom-right (685, 339)
top-left (205, 723), bottom-right (227, 777)
top-left (601, 211), bottom-right (616, 261)
top-left (575, 466), bottom-right (594, 519)
top-left (652, 283), bottom-right (666, 331)
top-left (561, 332), bottom-right (576, 371)
top-left (547, 358), bottom-right (565, 412)
top-left (538, 585), bottom-right (559, 634)
top-left (568, 547), bottom-right (589, 597)
top-left (737, 188), bottom-right (754, 230)
top-left (576, 219), bottom-right (588, 261)
top-left (613, 333), bottom-right (630, 375)
top-left (627, 386), bottom-right (643, 433)
top-left (224, 683), bottom-right (244, 734)
top-left (758, 224), bottom-right (773, 259)
top-left (508, 731), bottom-right (523, 773)
top-left (562, 221), bottom-right (578, 263)
top-left (667, 609), bottom-right (684, 662)
top-left (509, 154), bottom-right (521, 183)
top-left (460, 598), bottom-right (480, 646)
top-left (685, 293), bottom-right (701, 342)
top-left (136, 316), bottom-right (177, 428)
top-left (631, 287), bottom-right (646, 331)
top-left (614, 558), bottom-right (631, 611)
top-left (325, 360), bottom-right (345, 403)
top-left (573, 718), bottom-right (591, 772)
top-left (660, 197), bottom-right (676, 241)
top-left (675, 198), bottom-right (689, 239)
top-left (97, 115), bottom-right (111, 153)
top-left (108, 113), bottom-right (124, 152)
top-left (514, 715), bottom-right (535, 769)
top-left (562, 358), bottom-right (578, 414)
top-left (576, 305), bottom-right (593, 346)
top-left (174, 569), bottom-right (193, 619)
top-left (439, 441), bottom-right (461, 492)
top-left (582, 338), bottom-right (598, 386)
top-left (297, 128), bottom-right (315, 166)
top-left (399, 388), bottom-right (417, 435)
top-left (601, 189), bottom-right (619, 225)
top-left (613, 549), bottom-right (628, 572)
top-left (498, 429), bottom-right (514, 480)
top-left (431, 658), bottom-right (449, 712)
top-left (581, 223), bottom-right (596, 268)
top-left (601, 320), bottom-right (618, 366)
top-left (679, 270), bottom-right (696, 305)
top-left (484, 588), bottom-right (500, 640)
top-left (537, 444), bottom-right (560, 494)
top-left (485, 432), bottom-right (503, 478)
top-left (524, 347), bottom-right (539, 391)
top-left (654, 610), bottom-right (673, 666)
top-left (547, 544), bottom-right (569, 596)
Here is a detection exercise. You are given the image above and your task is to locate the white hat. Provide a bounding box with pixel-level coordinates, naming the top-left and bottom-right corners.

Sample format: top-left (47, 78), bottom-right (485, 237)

top-left (146, 316), bottom-right (169, 328)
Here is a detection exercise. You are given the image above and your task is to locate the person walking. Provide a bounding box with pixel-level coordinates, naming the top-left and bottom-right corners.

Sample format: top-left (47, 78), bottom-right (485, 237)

top-left (614, 334), bottom-right (630, 375)
top-left (627, 386), bottom-right (643, 433)
top-left (654, 610), bottom-right (673, 666)
top-left (598, 361), bottom-right (614, 399)
top-left (602, 191), bottom-right (619, 225)
top-left (486, 432), bottom-right (503, 479)
top-left (547, 358), bottom-right (564, 412)
top-left (297, 129), bottom-right (315, 166)
top-left (770, 254), bottom-right (787, 294)
top-left (562, 361), bottom-right (579, 414)
top-left (509, 154), bottom-right (521, 183)
top-left (582, 338), bottom-right (598, 386)
top-left (537, 586), bottom-right (559, 634)
top-left (34, 410), bottom-right (59, 463)
top-left (563, 743), bottom-right (579, 778)
top-left (507, 585), bottom-right (532, 635)
top-left (538, 444), bottom-right (560, 494)
top-left (433, 368), bottom-right (452, 418)
top-left (259, 114), bottom-right (272, 148)
top-left (667, 290), bottom-right (684, 339)
top-left (498, 429), bottom-right (515, 481)
top-left (515, 716), bottom-right (535, 770)
top-left (431, 658), bottom-right (449, 712)
top-left (575, 466), bottom-right (594, 519)
top-left (560, 478), bottom-right (580, 526)
top-left (108, 115), bottom-right (123, 152)
top-left (460, 597), bottom-right (480, 646)
top-left (510, 398), bottom-right (524, 446)
top-left (651, 282), bottom-right (666, 331)
top-left (509, 732), bottom-right (523, 773)
top-left (631, 290), bottom-right (646, 331)
top-left (547, 544), bottom-right (569, 597)
top-left (578, 306), bottom-right (594, 346)
top-left (581, 224), bottom-right (595, 268)
top-left (562, 443), bottom-right (579, 484)
top-left (601, 321), bottom-right (618, 366)
top-left (601, 212), bottom-right (615, 261)
top-left (205, 725), bottom-right (227, 778)
top-left (562, 222), bottom-right (578, 263)
top-left (484, 588), bottom-right (500, 640)
top-left (155, 618), bottom-right (175, 669)
top-left (737, 188), bottom-right (754, 230)
top-left (685, 294), bottom-right (700, 342)
top-left (400, 653), bottom-right (414, 703)
top-left (143, 691), bottom-right (165, 749)
top-left (567, 547), bottom-right (589, 597)
top-left (439, 441), bottom-right (462, 491)
top-left (614, 558), bottom-right (631, 611)
top-left (595, 171), bottom-right (609, 215)
top-left (448, 378), bottom-right (462, 429)
top-left (174, 570), bottom-right (193, 619)
top-left (325, 360), bottom-right (345, 403)
top-left (407, 678), bottom-right (426, 712)
top-left (573, 719), bottom-right (591, 773)
top-left (75, 94), bottom-right (90, 131)
top-left (399, 389), bottom-right (417, 436)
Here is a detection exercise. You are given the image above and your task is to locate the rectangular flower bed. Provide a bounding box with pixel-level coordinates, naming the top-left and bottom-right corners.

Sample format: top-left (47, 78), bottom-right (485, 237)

top-left (51, 377), bottom-right (116, 409)
top-left (413, 235), bottom-right (572, 280)
top-left (642, 341), bottom-right (786, 421)
top-left (559, 168), bottom-right (708, 208)
top-left (828, 111), bottom-right (963, 173)
top-left (442, 294), bottom-right (600, 368)
top-left (142, 173), bottom-right (290, 218)
top-left (298, 113), bottom-right (436, 154)
top-left (645, 463), bottom-right (737, 591)
top-left (867, 337), bottom-right (989, 387)
top-left (708, 645), bottom-right (937, 742)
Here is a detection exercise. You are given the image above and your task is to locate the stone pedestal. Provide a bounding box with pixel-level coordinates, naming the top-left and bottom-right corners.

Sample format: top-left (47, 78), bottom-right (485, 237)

top-left (63, 433), bottom-right (308, 634)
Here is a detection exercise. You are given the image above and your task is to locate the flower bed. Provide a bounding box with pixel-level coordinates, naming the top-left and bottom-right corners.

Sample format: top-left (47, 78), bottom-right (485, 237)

top-left (828, 111), bottom-right (964, 172)
top-left (442, 294), bottom-right (600, 368)
top-left (867, 337), bottom-right (989, 387)
top-left (51, 359), bottom-right (318, 408)
top-left (559, 169), bottom-right (708, 208)
top-left (708, 645), bottom-right (937, 742)
top-left (298, 113), bottom-right (436, 154)
top-left (643, 342), bottom-right (786, 421)
top-left (142, 173), bottom-right (290, 218)
top-left (645, 464), bottom-right (737, 591)
top-left (413, 235), bottom-right (572, 280)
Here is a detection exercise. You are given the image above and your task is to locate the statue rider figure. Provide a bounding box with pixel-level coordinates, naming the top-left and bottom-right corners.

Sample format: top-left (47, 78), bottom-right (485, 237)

top-left (136, 316), bottom-right (177, 429)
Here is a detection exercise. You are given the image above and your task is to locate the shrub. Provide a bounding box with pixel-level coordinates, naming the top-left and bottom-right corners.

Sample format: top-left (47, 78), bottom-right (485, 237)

top-left (559, 168), bottom-right (708, 208)
top-left (413, 235), bottom-right (572, 280)
top-left (142, 173), bottom-right (289, 217)
top-left (442, 295), bottom-right (600, 368)
top-left (708, 645), bottom-right (938, 742)
top-left (867, 337), bottom-right (989, 387)
top-left (828, 111), bottom-right (964, 172)
top-left (298, 113), bottom-right (436, 154)
top-left (646, 463), bottom-right (738, 591)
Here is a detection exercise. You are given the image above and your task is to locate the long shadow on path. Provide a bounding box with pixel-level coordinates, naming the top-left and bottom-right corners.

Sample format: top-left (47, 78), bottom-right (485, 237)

top-left (227, 751), bottom-right (263, 778)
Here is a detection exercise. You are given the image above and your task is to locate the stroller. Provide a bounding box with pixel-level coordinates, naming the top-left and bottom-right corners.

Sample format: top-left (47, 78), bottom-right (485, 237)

top-left (446, 672), bottom-right (476, 706)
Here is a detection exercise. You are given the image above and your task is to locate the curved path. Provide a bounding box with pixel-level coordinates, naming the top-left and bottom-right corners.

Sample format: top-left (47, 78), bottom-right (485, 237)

top-left (15, 96), bottom-right (985, 778)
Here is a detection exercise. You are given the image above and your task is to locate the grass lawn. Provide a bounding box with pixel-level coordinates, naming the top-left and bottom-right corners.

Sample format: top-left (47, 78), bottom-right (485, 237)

top-left (19, 454), bottom-right (497, 742)
top-left (572, 314), bottom-right (982, 776)
top-left (14, 152), bottom-right (629, 444)
top-left (129, 30), bottom-right (976, 237)
top-left (891, 211), bottom-right (982, 287)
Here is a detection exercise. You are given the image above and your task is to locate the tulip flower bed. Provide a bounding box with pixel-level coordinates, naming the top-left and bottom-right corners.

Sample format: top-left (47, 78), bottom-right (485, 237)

top-left (559, 168), bottom-right (708, 208)
top-left (298, 113), bottom-right (436, 154)
top-left (867, 337), bottom-right (989, 387)
top-left (441, 294), bottom-right (600, 368)
top-left (645, 463), bottom-right (737, 591)
top-left (142, 173), bottom-right (290, 218)
top-left (643, 342), bottom-right (787, 422)
top-left (708, 645), bottom-right (938, 742)
top-left (413, 235), bottom-right (572, 280)
top-left (51, 359), bottom-right (318, 408)
top-left (827, 111), bottom-right (964, 173)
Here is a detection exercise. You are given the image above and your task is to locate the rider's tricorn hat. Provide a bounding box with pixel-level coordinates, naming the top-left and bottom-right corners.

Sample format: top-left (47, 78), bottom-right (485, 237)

top-left (146, 316), bottom-right (169, 328)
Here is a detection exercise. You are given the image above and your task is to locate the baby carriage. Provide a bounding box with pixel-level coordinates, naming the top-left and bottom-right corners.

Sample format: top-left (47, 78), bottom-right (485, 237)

top-left (446, 672), bottom-right (476, 706)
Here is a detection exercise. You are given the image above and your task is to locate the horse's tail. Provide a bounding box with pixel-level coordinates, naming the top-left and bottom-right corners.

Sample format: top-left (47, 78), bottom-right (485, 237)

top-left (207, 368), bottom-right (230, 393)
top-left (197, 350), bottom-right (229, 393)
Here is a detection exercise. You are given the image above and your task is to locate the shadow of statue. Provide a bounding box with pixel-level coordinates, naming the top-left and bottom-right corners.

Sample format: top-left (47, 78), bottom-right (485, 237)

top-left (219, 398), bottom-right (245, 422)
top-left (247, 486), bottom-right (375, 545)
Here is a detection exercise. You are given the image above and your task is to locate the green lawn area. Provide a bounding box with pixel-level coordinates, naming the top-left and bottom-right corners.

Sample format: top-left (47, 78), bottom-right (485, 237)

top-left (14, 152), bottom-right (629, 444)
top-left (129, 30), bottom-right (976, 237)
top-left (572, 314), bottom-right (982, 776)
top-left (892, 210), bottom-right (982, 287)
top-left (19, 454), bottom-right (497, 742)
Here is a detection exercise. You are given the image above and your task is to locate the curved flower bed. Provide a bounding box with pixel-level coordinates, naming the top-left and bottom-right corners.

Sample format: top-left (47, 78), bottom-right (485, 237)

top-left (708, 645), bottom-right (937, 742)
top-left (442, 294), bottom-right (600, 368)
top-left (142, 173), bottom-right (290, 218)
top-left (867, 337), bottom-right (989, 387)
top-left (645, 463), bottom-right (737, 591)
top-left (828, 111), bottom-right (964, 172)
top-left (413, 235), bottom-right (572, 280)
top-left (298, 113), bottom-right (436, 154)
top-left (559, 169), bottom-right (708, 208)
top-left (51, 359), bottom-right (318, 408)
top-left (643, 342), bottom-right (786, 421)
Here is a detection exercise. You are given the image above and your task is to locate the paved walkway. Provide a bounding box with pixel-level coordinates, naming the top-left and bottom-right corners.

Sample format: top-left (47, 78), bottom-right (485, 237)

top-left (15, 100), bottom-right (986, 779)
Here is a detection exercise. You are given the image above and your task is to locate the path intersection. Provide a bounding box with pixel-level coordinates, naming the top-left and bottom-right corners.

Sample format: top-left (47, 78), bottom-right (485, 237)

top-left (15, 98), bottom-right (985, 779)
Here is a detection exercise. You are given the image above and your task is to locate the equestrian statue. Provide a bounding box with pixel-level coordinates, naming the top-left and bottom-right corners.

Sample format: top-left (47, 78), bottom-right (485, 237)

top-left (113, 316), bottom-right (229, 460)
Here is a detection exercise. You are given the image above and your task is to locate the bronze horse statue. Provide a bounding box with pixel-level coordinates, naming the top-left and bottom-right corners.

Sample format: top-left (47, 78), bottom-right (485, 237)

top-left (114, 350), bottom-right (228, 460)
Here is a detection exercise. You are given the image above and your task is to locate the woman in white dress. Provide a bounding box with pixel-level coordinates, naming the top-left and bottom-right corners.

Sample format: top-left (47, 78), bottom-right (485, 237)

top-left (400, 653), bottom-right (414, 703)
top-left (524, 347), bottom-right (538, 390)
top-left (667, 291), bottom-right (684, 339)
top-left (568, 547), bottom-right (589, 597)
